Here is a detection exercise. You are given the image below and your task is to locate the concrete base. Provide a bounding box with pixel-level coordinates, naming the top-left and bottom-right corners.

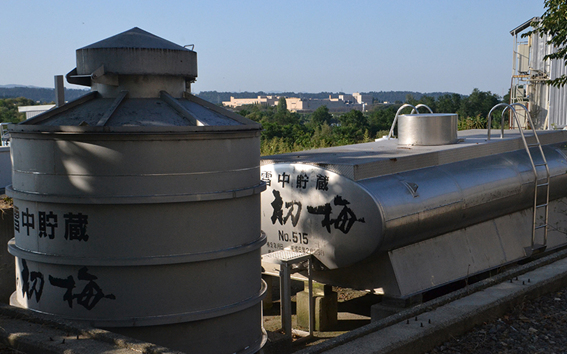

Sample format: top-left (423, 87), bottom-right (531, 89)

top-left (0, 206), bottom-right (14, 304)
top-left (370, 303), bottom-right (403, 322)
top-left (0, 303), bottom-right (182, 354)
top-left (316, 249), bottom-right (567, 354)
top-left (371, 294), bottom-right (423, 321)
top-left (297, 283), bottom-right (337, 331)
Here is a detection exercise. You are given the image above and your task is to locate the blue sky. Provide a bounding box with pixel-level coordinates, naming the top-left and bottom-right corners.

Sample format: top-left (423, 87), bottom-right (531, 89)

top-left (0, 0), bottom-right (545, 96)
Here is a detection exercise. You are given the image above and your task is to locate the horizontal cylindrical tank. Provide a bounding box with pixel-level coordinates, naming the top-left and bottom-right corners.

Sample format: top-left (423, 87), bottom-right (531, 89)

top-left (260, 144), bottom-right (567, 270)
top-left (398, 113), bottom-right (458, 145)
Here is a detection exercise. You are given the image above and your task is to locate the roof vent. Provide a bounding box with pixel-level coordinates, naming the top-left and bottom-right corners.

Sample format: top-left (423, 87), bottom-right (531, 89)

top-left (67, 27), bottom-right (197, 98)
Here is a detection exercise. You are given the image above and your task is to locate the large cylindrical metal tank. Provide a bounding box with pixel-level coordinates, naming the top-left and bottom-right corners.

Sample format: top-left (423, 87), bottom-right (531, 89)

top-left (260, 138), bottom-right (567, 270)
top-left (7, 28), bottom-right (266, 354)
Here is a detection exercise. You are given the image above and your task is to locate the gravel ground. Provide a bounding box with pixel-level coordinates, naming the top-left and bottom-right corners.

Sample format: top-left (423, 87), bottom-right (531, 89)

top-left (0, 344), bottom-right (23, 354)
top-left (426, 287), bottom-right (567, 354)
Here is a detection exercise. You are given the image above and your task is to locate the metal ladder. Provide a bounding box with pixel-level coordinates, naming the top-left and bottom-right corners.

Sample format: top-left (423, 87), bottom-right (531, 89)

top-left (487, 103), bottom-right (550, 256)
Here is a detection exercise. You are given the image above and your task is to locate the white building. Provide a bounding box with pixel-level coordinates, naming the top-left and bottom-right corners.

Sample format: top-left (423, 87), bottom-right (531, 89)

top-left (510, 18), bottom-right (567, 129)
top-left (17, 104), bottom-right (56, 120)
top-left (223, 93), bottom-right (371, 113)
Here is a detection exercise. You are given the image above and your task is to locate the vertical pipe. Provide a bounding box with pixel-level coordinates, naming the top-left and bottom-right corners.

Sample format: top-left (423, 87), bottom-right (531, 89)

top-left (54, 75), bottom-right (65, 107)
top-left (308, 258), bottom-right (314, 337)
top-left (280, 264), bottom-right (292, 337)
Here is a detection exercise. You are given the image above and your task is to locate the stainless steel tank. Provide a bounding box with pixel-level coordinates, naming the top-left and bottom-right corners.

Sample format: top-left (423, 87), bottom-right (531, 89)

top-left (7, 28), bottom-right (266, 354)
top-left (398, 113), bottom-right (458, 145)
top-left (260, 130), bottom-right (567, 290)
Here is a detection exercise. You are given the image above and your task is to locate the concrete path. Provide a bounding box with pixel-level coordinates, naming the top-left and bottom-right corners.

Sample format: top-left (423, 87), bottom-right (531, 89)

top-left (297, 248), bottom-right (567, 354)
top-left (0, 304), bottom-right (183, 354)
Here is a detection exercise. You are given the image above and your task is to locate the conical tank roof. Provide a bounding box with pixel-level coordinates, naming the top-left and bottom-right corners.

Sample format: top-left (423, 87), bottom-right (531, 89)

top-left (13, 28), bottom-right (260, 133)
top-left (75, 27), bottom-right (197, 79)
top-left (80, 27), bottom-right (189, 51)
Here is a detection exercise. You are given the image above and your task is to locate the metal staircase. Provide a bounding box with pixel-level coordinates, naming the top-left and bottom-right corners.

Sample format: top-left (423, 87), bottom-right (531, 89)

top-left (487, 103), bottom-right (550, 256)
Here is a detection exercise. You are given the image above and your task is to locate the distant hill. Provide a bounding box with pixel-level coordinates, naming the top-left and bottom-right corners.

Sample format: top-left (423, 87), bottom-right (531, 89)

top-left (195, 91), bottom-right (458, 105)
top-left (0, 84), bottom-right (42, 89)
top-left (0, 86), bottom-right (89, 103)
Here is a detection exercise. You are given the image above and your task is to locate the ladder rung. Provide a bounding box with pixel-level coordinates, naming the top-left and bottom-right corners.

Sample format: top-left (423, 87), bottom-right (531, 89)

top-left (529, 136), bottom-right (549, 246)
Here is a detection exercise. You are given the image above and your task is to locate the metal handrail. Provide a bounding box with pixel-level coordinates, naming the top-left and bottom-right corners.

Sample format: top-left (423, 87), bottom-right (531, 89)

top-left (387, 104), bottom-right (433, 139)
top-left (486, 103), bottom-right (550, 253)
top-left (487, 102), bottom-right (536, 139)
top-left (486, 102), bottom-right (510, 139)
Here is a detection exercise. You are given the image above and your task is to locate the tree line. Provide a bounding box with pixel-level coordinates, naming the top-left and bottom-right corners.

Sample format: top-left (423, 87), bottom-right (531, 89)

top-left (0, 97), bottom-right (36, 124)
top-left (196, 90), bottom-right (455, 105)
top-left (234, 88), bottom-right (508, 156)
top-left (0, 87), bottom-right (88, 103)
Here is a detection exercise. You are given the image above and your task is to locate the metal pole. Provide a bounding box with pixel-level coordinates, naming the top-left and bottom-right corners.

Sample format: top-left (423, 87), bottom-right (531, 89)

top-left (308, 258), bottom-right (314, 336)
top-left (54, 75), bottom-right (65, 107)
top-left (280, 264), bottom-right (292, 337)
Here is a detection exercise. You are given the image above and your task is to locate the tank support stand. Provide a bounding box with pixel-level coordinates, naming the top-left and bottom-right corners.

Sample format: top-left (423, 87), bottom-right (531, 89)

top-left (297, 282), bottom-right (338, 331)
top-left (261, 250), bottom-right (314, 340)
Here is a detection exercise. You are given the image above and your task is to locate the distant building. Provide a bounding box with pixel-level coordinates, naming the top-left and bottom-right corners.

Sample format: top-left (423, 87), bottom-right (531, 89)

top-left (284, 96), bottom-right (363, 113)
top-left (222, 95), bottom-right (280, 108)
top-left (353, 92), bottom-right (373, 105)
top-left (222, 92), bottom-right (372, 113)
top-left (510, 18), bottom-right (567, 129)
top-left (18, 104), bottom-right (56, 120)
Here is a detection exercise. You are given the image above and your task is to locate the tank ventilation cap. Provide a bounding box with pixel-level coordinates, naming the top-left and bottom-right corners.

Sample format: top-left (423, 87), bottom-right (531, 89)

top-left (70, 27), bottom-right (197, 86)
top-left (398, 113), bottom-right (458, 146)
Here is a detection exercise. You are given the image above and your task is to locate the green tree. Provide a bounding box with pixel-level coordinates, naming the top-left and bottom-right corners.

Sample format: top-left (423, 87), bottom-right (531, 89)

top-left (0, 97), bottom-right (35, 123)
top-left (277, 97), bottom-right (287, 114)
top-left (525, 0), bottom-right (567, 87)
top-left (310, 105), bottom-right (332, 126)
top-left (271, 97), bottom-right (300, 125)
top-left (458, 88), bottom-right (500, 121)
top-left (338, 109), bottom-right (366, 129)
top-left (311, 122), bottom-right (333, 148)
top-left (436, 93), bottom-right (462, 113)
top-left (417, 95), bottom-right (436, 112)
top-left (405, 94), bottom-right (418, 105)
top-left (336, 109), bottom-right (368, 143)
top-left (367, 105), bottom-right (398, 136)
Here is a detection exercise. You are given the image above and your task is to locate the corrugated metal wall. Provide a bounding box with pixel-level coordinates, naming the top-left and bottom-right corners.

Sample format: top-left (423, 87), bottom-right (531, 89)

top-left (549, 52), bottom-right (567, 128)
top-left (531, 33), bottom-right (567, 128)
